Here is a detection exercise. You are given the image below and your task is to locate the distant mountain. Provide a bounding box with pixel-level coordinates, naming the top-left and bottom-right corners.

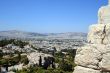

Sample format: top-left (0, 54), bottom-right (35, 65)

top-left (46, 32), bottom-right (87, 39)
top-left (0, 30), bottom-right (87, 40)
top-left (0, 30), bottom-right (47, 39)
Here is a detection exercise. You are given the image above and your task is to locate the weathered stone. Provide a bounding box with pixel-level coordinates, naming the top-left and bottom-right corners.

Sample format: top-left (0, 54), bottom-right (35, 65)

top-left (7, 71), bottom-right (15, 73)
top-left (27, 52), bottom-right (53, 66)
top-left (99, 52), bottom-right (110, 71)
top-left (75, 44), bottom-right (101, 69)
top-left (88, 24), bottom-right (110, 44)
top-left (74, 43), bottom-right (110, 72)
top-left (98, 5), bottom-right (110, 24)
top-left (73, 66), bottom-right (101, 73)
top-left (73, 1), bottom-right (110, 73)
top-left (8, 64), bottom-right (23, 71)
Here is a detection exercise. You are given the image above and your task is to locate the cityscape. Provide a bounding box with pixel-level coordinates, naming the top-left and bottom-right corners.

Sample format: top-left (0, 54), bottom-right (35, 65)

top-left (0, 0), bottom-right (110, 73)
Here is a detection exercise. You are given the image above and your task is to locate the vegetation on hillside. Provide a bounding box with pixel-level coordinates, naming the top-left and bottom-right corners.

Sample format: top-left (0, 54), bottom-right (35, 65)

top-left (13, 49), bottom-right (77, 73)
top-left (0, 39), bottom-right (29, 48)
top-left (0, 39), bottom-right (77, 73)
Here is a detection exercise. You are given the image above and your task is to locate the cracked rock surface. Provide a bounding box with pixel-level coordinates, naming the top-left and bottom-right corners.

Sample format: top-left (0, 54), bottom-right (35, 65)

top-left (73, 2), bottom-right (110, 73)
top-left (88, 24), bottom-right (110, 44)
top-left (73, 66), bottom-right (101, 73)
top-left (73, 24), bottom-right (110, 73)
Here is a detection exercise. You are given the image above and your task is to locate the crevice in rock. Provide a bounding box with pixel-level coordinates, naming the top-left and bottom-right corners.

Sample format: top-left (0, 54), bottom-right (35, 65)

top-left (78, 65), bottom-right (100, 70)
top-left (97, 53), bottom-right (103, 69)
top-left (100, 67), bottom-right (110, 73)
top-left (101, 25), bottom-right (106, 44)
top-left (90, 46), bottom-right (103, 70)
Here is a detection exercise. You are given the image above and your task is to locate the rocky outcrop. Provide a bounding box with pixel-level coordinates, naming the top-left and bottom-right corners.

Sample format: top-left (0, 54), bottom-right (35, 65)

top-left (98, 5), bottom-right (110, 24)
top-left (88, 24), bottom-right (110, 44)
top-left (1, 44), bottom-right (35, 53)
top-left (74, 44), bottom-right (110, 73)
top-left (73, 66), bottom-right (100, 73)
top-left (73, 24), bottom-right (110, 73)
top-left (8, 64), bottom-right (24, 71)
top-left (73, 1), bottom-right (110, 73)
top-left (27, 52), bottom-right (53, 66)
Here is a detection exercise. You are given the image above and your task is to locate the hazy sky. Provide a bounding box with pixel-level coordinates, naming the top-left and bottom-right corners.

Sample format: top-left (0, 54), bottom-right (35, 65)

top-left (0, 0), bottom-right (108, 33)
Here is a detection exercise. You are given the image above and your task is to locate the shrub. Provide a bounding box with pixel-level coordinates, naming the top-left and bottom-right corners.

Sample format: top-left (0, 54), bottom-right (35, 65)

top-left (59, 60), bottom-right (73, 72)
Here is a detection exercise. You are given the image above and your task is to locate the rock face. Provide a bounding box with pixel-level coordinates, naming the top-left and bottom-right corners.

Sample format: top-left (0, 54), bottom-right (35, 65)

top-left (98, 1), bottom-right (110, 24)
top-left (27, 52), bottom-right (53, 66)
top-left (73, 1), bottom-right (110, 73)
top-left (74, 66), bottom-right (100, 73)
top-left (74, 44), bottom-right (110, 72)
top-left (88, 24), bottom-right (110, 44)
top-left (8, 64), bottom-right (23, 71)
top-left (1, 44), bottom-right (35, 53)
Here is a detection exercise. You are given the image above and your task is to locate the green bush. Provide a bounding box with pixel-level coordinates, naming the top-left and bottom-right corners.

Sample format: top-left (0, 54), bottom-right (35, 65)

top-left (21, 57), bottom-right (29, 65)
top-left (0, 39), bottom-right (29, 48)
top-left (59, 59), bottom-right (73, 72)
top-left (0, 59), bottom-right (8, 65)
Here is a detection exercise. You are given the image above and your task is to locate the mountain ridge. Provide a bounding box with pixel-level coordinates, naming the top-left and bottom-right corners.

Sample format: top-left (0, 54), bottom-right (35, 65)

top-left (0, 30), bottom-right (87, 39)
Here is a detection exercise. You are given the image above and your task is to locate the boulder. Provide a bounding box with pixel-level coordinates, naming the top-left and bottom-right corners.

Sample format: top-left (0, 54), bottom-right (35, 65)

top-left (8, 64), bottom-right (23, 71)
top-left (98, 5), bottom-right (110, 24)
top-left (73, 1), bottom-right (110, 73)
top-left (73, 66), bottom-right (101, 73)
top-left (75, 44), bottom-right (101, 69)
top-left (74, 24), bottom-right (110, 73)
top-left (99, 52), bottom-right (110, 71)
top-left (27, 52), bottom-right (53, 66)
top-left (74, 44), bottom-right (110, 73)
top-left (88, 24), bottom-right (110, 44)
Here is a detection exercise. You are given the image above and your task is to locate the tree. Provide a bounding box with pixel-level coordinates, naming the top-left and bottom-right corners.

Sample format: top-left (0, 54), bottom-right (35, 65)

top-left (0, 65), bottom-right (1, 72)
top-left (59, 58), bottom-right (73, 72)
top-left (43, 57), bottom-right (49, 69)
top-left (0, 50), bottom-right (3, 59)
top-left (18, 52), bottom-right (21, 63)
top-left (39, 56), bottom-right (42, 67)
top-left (52, 47), bottom-right (57, 52)
top-left (51, 57), bottom-right (55, 69)
top-left (68, 49), bottom-right (77, 61)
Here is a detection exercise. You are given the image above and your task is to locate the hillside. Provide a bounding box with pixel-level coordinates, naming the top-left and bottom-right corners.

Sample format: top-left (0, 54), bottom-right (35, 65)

top-left (0, 30), bottom-right (87, 40)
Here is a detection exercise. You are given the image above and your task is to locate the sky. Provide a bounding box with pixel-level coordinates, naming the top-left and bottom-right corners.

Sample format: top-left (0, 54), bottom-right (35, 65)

top-left (0, 0), bottom-right (108, 33)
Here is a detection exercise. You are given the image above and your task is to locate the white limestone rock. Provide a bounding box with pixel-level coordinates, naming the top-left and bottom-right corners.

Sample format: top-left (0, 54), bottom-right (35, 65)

top-left (73, 1), bottom-right (110, 73)
top-left (74, 44), bottom-right (110, 72)
top-left (2, 44), bottom-right (35, 53)
top-left (75, 44), bottom-right (102, 69)
top-left (73, 66), bottom-right (101, 73)
top-left (98, 5), bottom-right (110, 24)
top-left (27, 52), bottom-right (53, 66)
top-left (99, 52), bottom-right (110, 71)
top-left (88, 24), bottom-right (110, 44)
top-left (7, 71), bottom-right (15, 73)
top-left (100, 54), bottom-right (110, 70)
top-left (8, 64), bottom-right (23, 71)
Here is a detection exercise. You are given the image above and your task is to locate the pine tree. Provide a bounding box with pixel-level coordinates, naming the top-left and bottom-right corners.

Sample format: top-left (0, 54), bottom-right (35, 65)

top-left (39, 56), bottom-right (42, 67)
